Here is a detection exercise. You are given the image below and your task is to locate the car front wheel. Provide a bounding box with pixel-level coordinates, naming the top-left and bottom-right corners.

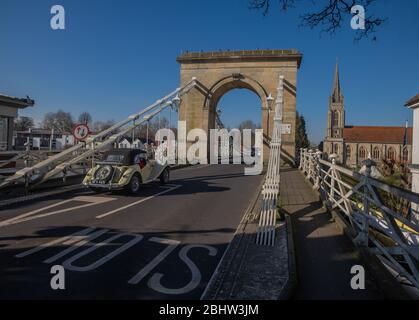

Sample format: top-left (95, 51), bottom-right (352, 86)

top-left (159, 168), bottom-right (170, 185)
top-left (127, 174), bottom-right (141, 194)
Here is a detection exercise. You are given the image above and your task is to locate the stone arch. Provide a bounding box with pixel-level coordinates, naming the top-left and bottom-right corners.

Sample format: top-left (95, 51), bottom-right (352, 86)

top-left (204, 74), bottom-right (268, 130)
top-left (177, 49), bottom-right (302, 163)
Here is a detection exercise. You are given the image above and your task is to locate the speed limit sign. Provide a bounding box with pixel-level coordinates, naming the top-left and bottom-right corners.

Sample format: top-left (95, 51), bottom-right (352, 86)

top-left (73, 123), bottom-right (90, 141)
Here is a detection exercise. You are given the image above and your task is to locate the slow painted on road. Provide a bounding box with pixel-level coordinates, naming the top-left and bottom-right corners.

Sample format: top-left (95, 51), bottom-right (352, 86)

top-left (0, 164), bottom-right (263, 299)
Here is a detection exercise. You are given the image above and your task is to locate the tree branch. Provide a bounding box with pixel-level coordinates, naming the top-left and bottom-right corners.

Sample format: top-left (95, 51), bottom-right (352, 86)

top-left (249, 0), bottom-right (387, 40)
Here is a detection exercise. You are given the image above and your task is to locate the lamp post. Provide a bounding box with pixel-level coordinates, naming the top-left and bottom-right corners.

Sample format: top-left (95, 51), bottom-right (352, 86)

top-left (266, 93), bottom-right (274, 139)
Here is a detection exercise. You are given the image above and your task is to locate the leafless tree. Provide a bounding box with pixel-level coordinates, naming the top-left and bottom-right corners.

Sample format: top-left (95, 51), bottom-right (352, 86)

top-left (14, 116), bottom-right (34, 131)
top-left (42, 110), bottom-right (74, 133)
top-left (78, 112), bottom-right (93, 125)
top-left (249, 0), bottom-right (386, 40)
top-left (238, 120), bottom-right (259, 131)
top-left (92, 120), bottom-right (115, 132)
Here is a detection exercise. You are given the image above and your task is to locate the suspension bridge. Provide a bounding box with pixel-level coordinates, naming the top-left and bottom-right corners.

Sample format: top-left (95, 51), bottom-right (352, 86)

top-left (0, 50), bottom-right (418, 299)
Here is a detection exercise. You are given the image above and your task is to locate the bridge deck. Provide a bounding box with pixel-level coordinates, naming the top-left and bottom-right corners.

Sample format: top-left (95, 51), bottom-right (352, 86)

top-left (280, 167), bottom-right (383, 299)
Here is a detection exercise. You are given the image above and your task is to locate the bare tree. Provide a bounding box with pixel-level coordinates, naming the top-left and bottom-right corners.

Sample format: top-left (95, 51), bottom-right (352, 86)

top-left (249, 0), bottom-right (386, 40)
top-left (42, 110), bottom-right (74, 133)
top-left (92, 120), bottom-right (115, 132)
top-left (14, 116), bottom-right (34, 131)
top-left (78, 112), bottom-right (93, 125)
top-left (238, 120), bottom-right (258, 131)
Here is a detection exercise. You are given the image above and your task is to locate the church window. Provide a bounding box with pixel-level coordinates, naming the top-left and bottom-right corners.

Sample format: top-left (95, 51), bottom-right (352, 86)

top-left (387, 147), bottom-right (396, 161)
top-left (346, 145), bottom-right (351, 159)
top-left (373, 147), bottom-right (380, 160)
top-left (359, 147), bottom-right (367, 161)
top-left (333, 111), bottom-right (339, 127)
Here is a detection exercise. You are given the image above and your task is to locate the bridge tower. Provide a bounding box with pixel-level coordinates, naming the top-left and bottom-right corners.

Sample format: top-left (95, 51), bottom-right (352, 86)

top-left (176, 50), bottom-right (302, 163)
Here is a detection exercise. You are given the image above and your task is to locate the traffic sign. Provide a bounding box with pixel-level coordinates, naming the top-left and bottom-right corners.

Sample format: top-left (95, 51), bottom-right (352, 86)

top-left (73, 124), bottom-right (90, 141)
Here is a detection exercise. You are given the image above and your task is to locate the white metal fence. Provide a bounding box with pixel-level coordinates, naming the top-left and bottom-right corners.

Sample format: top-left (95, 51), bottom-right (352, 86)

top-left (300, 148), bottom-right (419, 289)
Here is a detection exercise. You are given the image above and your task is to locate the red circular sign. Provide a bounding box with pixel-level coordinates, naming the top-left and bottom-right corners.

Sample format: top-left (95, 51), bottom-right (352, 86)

top-left (73, 124), bottom-right (90, 141)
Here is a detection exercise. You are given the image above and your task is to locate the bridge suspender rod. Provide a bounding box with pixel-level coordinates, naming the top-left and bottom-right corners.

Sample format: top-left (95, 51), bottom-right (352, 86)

top-left (0, 78), bottom-right (202, 190)
top-left (256, 75), bottom-right (284, 246)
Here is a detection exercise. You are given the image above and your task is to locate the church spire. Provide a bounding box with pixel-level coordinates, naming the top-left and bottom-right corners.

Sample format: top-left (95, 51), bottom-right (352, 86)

top-left (331, 60), bottom-right (342, 103)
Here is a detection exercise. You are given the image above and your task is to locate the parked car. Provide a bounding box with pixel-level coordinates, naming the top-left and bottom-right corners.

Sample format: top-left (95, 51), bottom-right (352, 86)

top-left (82, 148), bottom-right (169, 194)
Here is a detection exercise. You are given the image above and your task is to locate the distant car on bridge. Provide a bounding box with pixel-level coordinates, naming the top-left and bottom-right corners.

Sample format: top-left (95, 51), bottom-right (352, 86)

top-left (82, 148), bottom-right (169, 194)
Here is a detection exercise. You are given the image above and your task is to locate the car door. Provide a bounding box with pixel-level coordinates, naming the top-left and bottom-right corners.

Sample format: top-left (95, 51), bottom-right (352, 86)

top-left (138, 155), bottom-right (154, 182)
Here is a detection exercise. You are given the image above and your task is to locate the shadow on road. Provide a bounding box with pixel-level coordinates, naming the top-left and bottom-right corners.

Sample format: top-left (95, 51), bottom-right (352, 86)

top-left (0, 224), bottom-right (231, 300)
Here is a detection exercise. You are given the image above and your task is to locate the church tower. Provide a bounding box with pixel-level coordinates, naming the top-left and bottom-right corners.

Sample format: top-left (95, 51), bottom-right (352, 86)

top-left (324, 61), bottom-right (345, 162)
top-left (327, 61), bottom-right (345, 139)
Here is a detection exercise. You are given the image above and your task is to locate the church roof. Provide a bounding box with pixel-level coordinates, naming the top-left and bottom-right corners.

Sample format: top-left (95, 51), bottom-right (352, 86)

top-left (343, 126), bottom-right (412, 144)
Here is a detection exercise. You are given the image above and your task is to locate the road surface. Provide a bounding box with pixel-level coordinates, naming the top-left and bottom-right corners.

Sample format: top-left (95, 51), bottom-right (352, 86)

top-left (0, 164), bottom-right (263, 299)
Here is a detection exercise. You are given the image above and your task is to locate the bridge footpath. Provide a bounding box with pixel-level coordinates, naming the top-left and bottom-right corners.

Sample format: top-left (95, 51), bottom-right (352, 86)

top-left (280, 167), bottom-right (383, 299)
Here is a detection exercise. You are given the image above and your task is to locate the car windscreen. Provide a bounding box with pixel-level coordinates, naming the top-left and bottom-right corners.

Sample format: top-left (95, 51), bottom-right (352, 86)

top-left (103, 153), bottom-right (125, 163)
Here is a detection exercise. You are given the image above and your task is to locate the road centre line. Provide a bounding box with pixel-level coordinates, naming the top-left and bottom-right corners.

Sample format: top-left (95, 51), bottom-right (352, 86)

top-left (0, 196), bottom-right (115, 228)
top-left (96, 184), bottom-right (182, 219)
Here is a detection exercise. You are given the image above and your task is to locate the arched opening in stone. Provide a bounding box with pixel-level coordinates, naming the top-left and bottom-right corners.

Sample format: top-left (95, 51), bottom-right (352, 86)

top-left (207, 87), bottom-right (263, 162)
top-left (213, 89), bottom-right (262, 132)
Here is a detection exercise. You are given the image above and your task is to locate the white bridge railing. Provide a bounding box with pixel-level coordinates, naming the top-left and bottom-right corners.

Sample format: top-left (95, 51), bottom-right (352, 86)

top-left (256, 75), bottom-right (284, 246)
top-left (0, 78), bottom-right (207, 191)
top-left (300, 148), bottom-right (419, 289)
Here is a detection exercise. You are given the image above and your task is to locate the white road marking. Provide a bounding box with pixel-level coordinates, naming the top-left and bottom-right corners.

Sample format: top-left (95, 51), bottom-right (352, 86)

top-left (15, 227), bottom-right (97, 258)
top-left (43, 229), bottom-right (110, 264)
top-left (15, 227), bottom-right (218, 296)
top-left (1, 196), bottom-right (115, 228)
top-left (96, 185), bottom-right (181, 219)
top-left (148, 244), bottom-right (217, 295)
top-left (128, 237), bottom-right (180, 285)
top-left (62, 233), bottom-right (144, 272)
top-left (176, 164), bottom-right (211, 171)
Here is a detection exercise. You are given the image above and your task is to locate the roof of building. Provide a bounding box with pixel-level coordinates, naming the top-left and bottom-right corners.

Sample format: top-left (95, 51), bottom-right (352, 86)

top-left (15, 128), bottom-right (71, 135)
top-left (0, 94), bottom-right (34, 109)
top-left (343, 126), bottom-right (412, 144)
top-left (405, 94), bottom-right (419, 107)
top-left (119, 137), bottom-right (147, 144)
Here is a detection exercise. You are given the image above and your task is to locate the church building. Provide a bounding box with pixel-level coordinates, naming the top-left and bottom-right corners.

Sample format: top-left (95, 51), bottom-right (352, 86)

top-left (323, 63), bottom-right (412, 167)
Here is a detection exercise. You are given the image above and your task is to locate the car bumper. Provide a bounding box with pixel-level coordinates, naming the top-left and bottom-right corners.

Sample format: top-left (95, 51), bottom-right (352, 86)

top-left (84, 182), bottom-right (126, 190)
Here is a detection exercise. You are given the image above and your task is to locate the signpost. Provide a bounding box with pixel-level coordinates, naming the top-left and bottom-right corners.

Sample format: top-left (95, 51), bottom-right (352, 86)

top-left (73, 124), bottom-right (90, 142)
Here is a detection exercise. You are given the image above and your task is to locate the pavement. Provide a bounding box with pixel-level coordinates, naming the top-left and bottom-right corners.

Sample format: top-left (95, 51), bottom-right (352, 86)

top-left (202, 180), bottom-right (293, 300)
top-left (0, 164), bottom-right (263, 299)
top-left (280, 167), bottom-right (384, 300)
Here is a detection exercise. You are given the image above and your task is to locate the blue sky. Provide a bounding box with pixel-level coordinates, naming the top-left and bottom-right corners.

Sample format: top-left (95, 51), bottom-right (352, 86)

top-left (1, 0), bottom-right (418, 143)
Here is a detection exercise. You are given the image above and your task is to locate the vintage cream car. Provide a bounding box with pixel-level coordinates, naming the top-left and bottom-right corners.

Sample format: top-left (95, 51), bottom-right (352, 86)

top-left (83, 148), bottom-right (170, 194)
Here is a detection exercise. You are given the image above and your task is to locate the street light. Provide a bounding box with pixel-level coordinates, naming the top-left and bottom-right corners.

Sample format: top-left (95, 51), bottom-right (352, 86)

top-left (266, 93), bottom-right (275, 137)
top-left (266, 93), bottom-right (274, 111)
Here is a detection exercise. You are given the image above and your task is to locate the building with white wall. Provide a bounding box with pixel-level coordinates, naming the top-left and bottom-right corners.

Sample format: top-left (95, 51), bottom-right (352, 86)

top-left (405, 94), bottom-right (419, 222)
top-left (0, 94), bottom-right (34, 151)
